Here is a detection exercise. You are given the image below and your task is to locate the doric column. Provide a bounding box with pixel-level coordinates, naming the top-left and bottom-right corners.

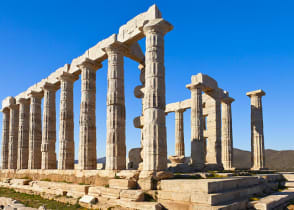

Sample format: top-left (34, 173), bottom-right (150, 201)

top-left (221, 96), bottom-right (234, 170)
top-left (28, 91), bottom-right (43, 169)
top-left (8, 103), bottom-right (19, 169)
top-left (104, 42), bottom-right (126, 170)
top-left (17, 98), bottom-right (30, 169)
top-left (78, 59), bottom-right (101, 170)
top-left (41, 83), bottom-right (58, 169)
top-left (1, 108), bottom-right (10, 169)
top-left (58, 72), bottom-right (78, 170)
top-left (142, 19), bottom-right (173, 171)
top-left (247, 89), bottom-right (266, 170)
top-left (186, 83), bottom-right (205, 169)
top-left (175, 109), bottom-right (185, 157)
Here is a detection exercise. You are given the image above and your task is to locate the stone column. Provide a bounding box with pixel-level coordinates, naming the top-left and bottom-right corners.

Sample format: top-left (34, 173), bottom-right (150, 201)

top-left (1, 108), bottom-right (10, 169)
top-left (221, 97), bottom-right (234, 170)
top-left (246, 89), bottom-right (266, 170)
top-left (142, 19), bottom-right (173, 171)
top-left (41, 83), bottom-right (58, 169)
top-left (175, 109), bottom-right (185, 157)
top-left (8, 104), bottom-right (19, 169)
top-left (28, 91), bottom-right (43, 169)
top-left (104, 42), bottom-right (126, 170)
top-left (78, 59), bottom-right (101, 170)
top-left (17, 98), bottom-right (30, 169)
top-left (58, 72), bottom-right (78, 170)
top-left (186, 83), bottom-right (205, 169)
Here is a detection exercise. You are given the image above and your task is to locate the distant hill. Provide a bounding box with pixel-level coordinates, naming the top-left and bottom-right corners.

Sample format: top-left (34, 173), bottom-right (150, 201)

top-left (233, 148), bottom-right (294, 171)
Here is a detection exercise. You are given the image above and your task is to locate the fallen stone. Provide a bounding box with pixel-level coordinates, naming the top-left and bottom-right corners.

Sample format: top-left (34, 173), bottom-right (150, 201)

top-left (120, 189), bottom-right (144, 201)
top-left (79, 195), bottom-right (97, 204)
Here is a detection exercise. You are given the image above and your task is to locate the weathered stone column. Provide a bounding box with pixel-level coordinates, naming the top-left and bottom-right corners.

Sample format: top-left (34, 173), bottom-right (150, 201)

top-left (142, 19), bottom-right (173, 171)
top-left (17, 98), bottom-right (30, 169)
top-left (28, 91), bottom-right (43, 169)
top-left (247, 89), bottom-right (266, 170)
top-left (1, 107), bottom-right (10, 169)
top-left (8, 103), bottom-right (19, 169)
top-left (221, 96), bottom-right (234, 170)
top-left (78, 59), bottom-right (101, 170)
top-left (58, 72), bottom-right (78, 170)
top-left (41, 83), bottom-right (58, 169)
top-left (186, 83), bottom-right (205, 169)
top-left (104, 43), bottom-right (126, 170)
top-left (175, 109), bottom-right (185, 157)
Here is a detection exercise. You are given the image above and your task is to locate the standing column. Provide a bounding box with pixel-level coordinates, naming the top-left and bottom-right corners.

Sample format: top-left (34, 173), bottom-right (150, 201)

top-left (1, 108), bottom-right (10, 169)
top-left (58, 72), bottom-right (78, 170)
top-left (17, 98), bottom-right (30, 169)
top-left (41, 83), bottom-right (58, 169)
top-left (78, 59), bottom-right (101, 170)
top-left (8, 103), bottom-right (19, 169)
top-left (28, 91), bottom-right (43, 169)
top-left (104, 42), bottom-right (126, 170)
top-left (221, 97), bottom-right (234, 170)
top-left (142, 19), bottom-right (173, 171)
top-left (175, 109), bottom-right (185, 157)
top-left (186, 83), bottom-right (205, 169)
top-left (246, 90), bottom-right (266, 170)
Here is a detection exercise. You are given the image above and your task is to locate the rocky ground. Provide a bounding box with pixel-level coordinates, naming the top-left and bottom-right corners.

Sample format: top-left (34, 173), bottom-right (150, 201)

top-left (0, 197), bottom-right (43, 209)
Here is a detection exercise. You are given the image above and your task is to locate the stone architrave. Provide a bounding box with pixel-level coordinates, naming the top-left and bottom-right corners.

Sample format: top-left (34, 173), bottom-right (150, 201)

top-left (8, 104), bottom-right (19, 169)
top-left (141, 18), bottom-right (173, 171)
top-left (58, 72), bottom-right (78, 170)
top-left (1, 108), bottom-right (10, 169)
top-left (28, 91), bottom-right (43, 169)
top-left (104, 42), bottom-right (126, 170)
top-left (41, 83), bottom-right (59, 169)
top-left (247, 89), bottom-right (266, 170)
top-left (17, 98), bottom-right (30, 169)
top-left (175, 109), bottom-right (185, 157)
top-left (221, 96), bottom-right (234, 170)
top-left (186, 83), bottom-right (205, 169)
top-left (78, 59), bottom-right (101, 170)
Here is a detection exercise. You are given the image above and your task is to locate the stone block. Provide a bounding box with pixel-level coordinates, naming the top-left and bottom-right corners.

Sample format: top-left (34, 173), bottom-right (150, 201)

top-left (120, 189), bottom-right (144, 201)
top-left (158, 191), bottom-right (191, 202)
top-left (138, 177), bottom-right (155, 190)
top-left (88, 186), bottom-right (103, 197)
top-left (10, 179), bottom-right (31, 186)
top-left (109, 179), bottom-right (137, 190)
top-left (79, 195), bottom-right (97, 204)
top-left (100, 187), bottom-right (121, 199)
top-left (116, 170), bottom-right (140, 180)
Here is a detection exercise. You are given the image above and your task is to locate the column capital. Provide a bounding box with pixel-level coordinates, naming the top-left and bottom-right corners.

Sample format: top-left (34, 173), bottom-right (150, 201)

top-left (28, 90), bottom-right (44, 99)
top-left (1, 107), bottom-right (10, 113)
top-left (142, 18), bottom-right (173, 35)
top-left (58, 72), bottom-right (79, 82)
top-left (222, 96), bottom-right (235, 104)
top-left (9, 103), bottom-right (19, 110)
top-left (41, 82), bottom-right (59, 92)
top-left (77, 58), bottom-right (102, 71)
top-left (186, 82), bottom-right (203, 90)
top-left (246, 89), bottom-right (266, 98)
top-left (103, 41), bottom-right (128, 55)
top-left (16, 98), bottom-right (30, 105)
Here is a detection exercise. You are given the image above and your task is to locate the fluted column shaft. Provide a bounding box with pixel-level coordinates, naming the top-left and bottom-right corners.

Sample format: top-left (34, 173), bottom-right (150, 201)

top-left (17, 99), bottom-right (30, 169)
top-left (187, 84), bottom-right (205, 169)
top-left (28, 92), bottom-right (43, 169)
top-left (41, 83), bottom-right (58, 169)
top-left (175, 110), bottom-right (185, 157)
top-left (8, 104), bottom-right (19, 169)
top-left (58, 73), bottom-right (77, 169)
top-left (142, 19), bottom-right (172, 171)
top-left (1, 108), bottom-right (10, 169)
top-left (105, 43), bottom-right (126, 170)
top-left (78, 60), bottom-right (101, 170)
top-left (247, 90), bottom-right (266, 170)
top-left (221, 98), bottom-right (234, 170)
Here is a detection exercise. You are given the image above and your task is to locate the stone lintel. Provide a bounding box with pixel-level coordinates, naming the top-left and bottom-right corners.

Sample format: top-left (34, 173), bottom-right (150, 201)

top-left (142, 18), bottom-right (173, 35)
top-left (77, 58), bottom-right (102, 72)
top-left (246, 89), bottom-right (266, 97)
top-left (186, 82), bottom-right (203, 90)
top-left (165, 99), bottom-right (191, 114)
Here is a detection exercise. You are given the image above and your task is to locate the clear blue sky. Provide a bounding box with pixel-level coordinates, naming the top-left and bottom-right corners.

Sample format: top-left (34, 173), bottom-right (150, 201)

top-left (0, 0), bottom-right (294, 159)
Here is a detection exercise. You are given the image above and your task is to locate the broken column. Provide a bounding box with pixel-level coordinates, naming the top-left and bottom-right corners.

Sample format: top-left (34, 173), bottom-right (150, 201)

top-left (58, 72), bottom-right (78, 170)
top-left (78, 59), bottom-right (101, 170)
top-left (221, 96), bottom-right (234, 170)
top-left (186, 82), bottom-right (205, 169)
top-left (104, 42), bottom-right (126, 170)
top-left (17, 98), bottom-right (30, 169)
top-left (247, 89), bottom-right (266, 170)
top-left (41, 83), bottom-right (58, 169)
top-left (28, 91), bottom-right (43, 169)
top-left (142, 19), bottom-right (173, 171)
top-left (8, 102), bottom-right (19, 169)
top-left (175, 109), bottom-right (185, 157)
top-left (1, 106), bottom-right (10, 169)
